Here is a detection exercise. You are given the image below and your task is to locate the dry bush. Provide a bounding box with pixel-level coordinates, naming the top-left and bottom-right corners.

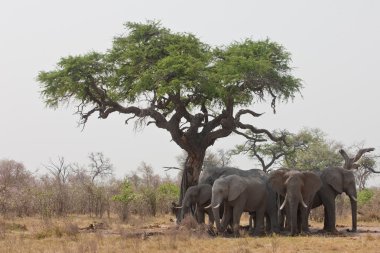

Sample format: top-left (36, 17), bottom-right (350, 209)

top-left (309, 206), bottom-right (324, 222)
top-left (33, 224), bottom-right (63, 239)
top-left (0, 221), bottom-right (5, 239)
top-left (63, 222), bottom-right (80, 238)
top-left (180, 215), bottom-right (199, 230)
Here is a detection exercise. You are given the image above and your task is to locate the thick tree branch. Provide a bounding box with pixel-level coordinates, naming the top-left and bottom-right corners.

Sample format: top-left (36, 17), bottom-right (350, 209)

top-left (353, 148), bottom-right (375, 163)
top-left (163, 166), bottom-right (184, 172)
top-left (232, 130), bottom-right (267, 142)
top-left (235, 119), bottom-right (285, 143)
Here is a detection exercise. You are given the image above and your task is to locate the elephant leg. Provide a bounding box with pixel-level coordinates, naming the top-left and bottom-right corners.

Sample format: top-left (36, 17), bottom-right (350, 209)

top-left (207, 209), bottom-right (215, 226)
top-left (248, 211), bottom-right (256, 233)
top-left (278, 210), bottom-right (285, 231)
top-left (221, 205), bottom-right (232, 232)
top-left (322, 197), bottom-right (337, 233)
top-left (232, 207), bottom-right (243, 237)
top-left (248, 213), bottom-right (253, 233)
top-left (265, 214), bottom-right (271, 233)
top-left (300, 207), bottom-right (310, 233)
top-left (323, 206), bottom-right (329, 231)
top-left (197, 210), bottom-right (205, 224)
top-left (253, 206), bottom-right (265, 236)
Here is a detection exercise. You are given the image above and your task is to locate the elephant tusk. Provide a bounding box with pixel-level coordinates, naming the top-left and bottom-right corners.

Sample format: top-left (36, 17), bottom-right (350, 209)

top-left (350, 196), bottom-right (357, 202)
top-left (280, 194), bottom-right (288, 210)
top-left (174, 206), bottom-right (183, 209)
top-left (213, 203), bottom-right (221, 209)
top-left (300, 195), bottom-right (308, 208)
top-left (204, 203), bottom-right (213, 209)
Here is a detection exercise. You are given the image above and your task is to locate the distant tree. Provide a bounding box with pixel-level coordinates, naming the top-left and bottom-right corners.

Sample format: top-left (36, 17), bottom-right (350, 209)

top-left (88, 152), bottom-right (113, 183)
top-left (0, 160), bottom-right (35, 216)
top-left (231, 130), bottom-right (301, 172)
top-left (283, 128), bottom-right (343, 170)
top-left (112, 179), bottom-right (136, 221)
top-left (37, 21), bottom-right (302, 204)
top-left (43, 157), bottom-right (72, 215)
top-left (339, 146), bottom-right (378, 190)
top-left (203, 149), bottom-right (232, 168)
top-left (355, 156), bottom-right (376, 190)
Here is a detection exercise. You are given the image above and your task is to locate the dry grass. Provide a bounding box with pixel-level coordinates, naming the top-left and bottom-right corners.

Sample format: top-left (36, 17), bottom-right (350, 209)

top-left (0, 214), bottom-right (380, 253)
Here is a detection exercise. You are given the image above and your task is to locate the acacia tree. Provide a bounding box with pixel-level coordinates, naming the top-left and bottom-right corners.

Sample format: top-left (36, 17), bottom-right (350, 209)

top-left (37, 21), bottom-right (302, 203)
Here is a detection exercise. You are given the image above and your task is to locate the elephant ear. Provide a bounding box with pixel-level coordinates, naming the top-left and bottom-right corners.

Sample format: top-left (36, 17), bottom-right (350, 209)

top-left (301, 172), bottom-right (322, 197)
top-left (228, 177), bottom-right (247, 201)
top-left (322, 168), bottom-right (343, 193)
top-left (268, 169), bottom-right (288, 196)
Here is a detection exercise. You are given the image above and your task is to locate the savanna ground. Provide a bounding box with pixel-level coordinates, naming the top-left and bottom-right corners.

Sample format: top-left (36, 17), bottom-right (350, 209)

top-left (1, 213), bottom-right (380, 253)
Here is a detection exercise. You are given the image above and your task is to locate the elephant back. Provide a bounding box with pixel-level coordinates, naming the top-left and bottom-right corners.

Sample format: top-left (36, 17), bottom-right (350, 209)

top-left (199, 166), bottom-right (266, 186)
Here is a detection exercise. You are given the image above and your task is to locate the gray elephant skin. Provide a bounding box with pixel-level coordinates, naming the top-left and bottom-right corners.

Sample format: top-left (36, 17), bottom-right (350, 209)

top-left (200, 166), bottom-right (279, 233)
top-left (207, 174), bottom-right (267, 236)
top-left (175, 184), bottom-right (214, 224)
top-left (311, 167), bottom-right (357, 232)
top-left (269, 169), bottom-right (322, 235)
top-left (310, 148), bottom-right (376, 233)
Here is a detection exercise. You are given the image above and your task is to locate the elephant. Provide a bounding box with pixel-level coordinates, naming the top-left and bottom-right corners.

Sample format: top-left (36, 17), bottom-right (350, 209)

top-left (311, 148), bottom-right (376, 233)
top-left (174, 184), bottom-right (214, 224)
top-left (199, 166), bottom-right (266, 185)
top-left (199, 166), bottom-right (280, 233)
top-left (206, 174), bottom-right (267, 236)
top-left (268, 168), bottom-right (322, 236)
top-left (311, 167), bottom-right (358, 233)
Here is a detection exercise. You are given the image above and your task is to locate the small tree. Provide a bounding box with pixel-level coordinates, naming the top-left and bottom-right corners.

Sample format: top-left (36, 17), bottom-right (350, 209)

top-left (112, 179), bottom-right (136, 221)
top-left (157, 182), bottom-right (179, 214)
top-left (43, 157), bottom-right (72, 216)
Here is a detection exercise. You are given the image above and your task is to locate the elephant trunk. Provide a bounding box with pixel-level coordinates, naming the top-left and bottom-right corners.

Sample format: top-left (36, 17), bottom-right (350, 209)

top-left (349, 194), bottom-right (357, 232)
top-left (289, 199), bottom-right (299, 236)
top-left (212, 205), bottom-right (222, 233)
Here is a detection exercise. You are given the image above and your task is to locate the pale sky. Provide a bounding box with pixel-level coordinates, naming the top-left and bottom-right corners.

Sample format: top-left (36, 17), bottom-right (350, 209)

top-left (0, 1), bottom-right (379, 184)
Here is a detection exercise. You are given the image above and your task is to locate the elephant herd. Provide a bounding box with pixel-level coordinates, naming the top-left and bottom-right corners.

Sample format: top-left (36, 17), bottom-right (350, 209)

top-left (174, 148), bottom-right (375, 236)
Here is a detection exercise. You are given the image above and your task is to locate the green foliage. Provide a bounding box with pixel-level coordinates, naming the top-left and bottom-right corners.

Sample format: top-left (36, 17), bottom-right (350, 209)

top-left (283, 128), bottom-right (343, 170)
top-left (112, 180), bottom-right (136, 204)
top-left (232, 128), bottom-right (343, 171)
top-left (357, 188), bottom-right (374, 206)
top-left (38, 20), bottom-right (301, 115)
top-left (157, 182), bottom-right (180, 199)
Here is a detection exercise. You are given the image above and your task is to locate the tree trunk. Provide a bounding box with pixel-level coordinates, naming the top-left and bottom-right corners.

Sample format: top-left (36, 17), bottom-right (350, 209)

top-left (177, 150), bottom-right (205, 220)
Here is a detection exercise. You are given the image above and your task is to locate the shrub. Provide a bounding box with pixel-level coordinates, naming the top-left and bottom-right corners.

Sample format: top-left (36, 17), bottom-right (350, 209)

top-left (357, 188), bottom-right (374, 207)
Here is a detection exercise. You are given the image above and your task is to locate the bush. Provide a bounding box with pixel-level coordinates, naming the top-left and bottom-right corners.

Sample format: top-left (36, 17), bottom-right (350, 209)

top-left (112, 180), bottom-right (136, 221)
top-left (358, 188), bottom-right (374, 207)
top-left (157, 183), bottom-right (179, 214)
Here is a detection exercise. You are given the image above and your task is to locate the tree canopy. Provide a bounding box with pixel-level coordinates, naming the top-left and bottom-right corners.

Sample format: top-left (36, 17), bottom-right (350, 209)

top-left (37, 21), bottom-right (302, 203)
